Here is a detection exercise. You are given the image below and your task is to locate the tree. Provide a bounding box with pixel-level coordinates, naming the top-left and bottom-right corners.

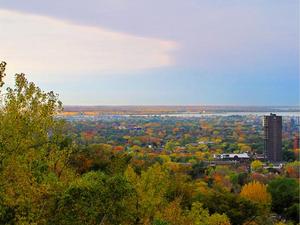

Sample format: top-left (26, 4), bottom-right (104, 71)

top-left (166, 173), bottom-right (196, 208)
top-left (250, 160), bottom-right (263, 172)
top-left (155, 198), bottom-right (190, 225)
top-left (208, 213), bottom-right (231, 225)
top-left (240, 181), bottom-right (271, 205)
top-left (274, 221), bottom-right (294, 225)
top-left (267, 177), bottom-right (299, 222)
top-left (187, 202), bottom-right (231, 225)
top-left (0, 62), bottom-right (71, 165)
top-left (284, 161), bottom-right (300, 178)
top-left (0, 62), bottom-right (5, 89)
top-left (189, 161), bottom-right (207, 179)
top-left (165, 140), bottom-right (179, 152)
top-left (282, 149), bottom-right (296, 162)
top-left (201, 190), bottom-right (258, 225)
top-left (154, 200), bottom-right (231, 225)
top-left (0, 62), bottom-right (74, 224)
top-left (125, 163), bottom-right (170, 224)
top-left (51, 171), bottom-right (133, 225)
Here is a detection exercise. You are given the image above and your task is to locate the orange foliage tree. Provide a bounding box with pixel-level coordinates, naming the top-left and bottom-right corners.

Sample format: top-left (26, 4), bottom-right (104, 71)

top-left (240, 181), bottom-right (271, 205)
top-left (284, 161), bottom-right (300, 178)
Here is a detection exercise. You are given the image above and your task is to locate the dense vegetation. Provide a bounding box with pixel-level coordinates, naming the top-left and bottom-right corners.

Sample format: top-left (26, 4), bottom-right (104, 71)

top-left (0, 62), bottom-right (299, 225)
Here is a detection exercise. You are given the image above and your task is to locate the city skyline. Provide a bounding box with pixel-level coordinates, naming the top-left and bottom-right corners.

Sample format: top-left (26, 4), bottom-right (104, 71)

top-left (0, 0), bottom-right (299, 105)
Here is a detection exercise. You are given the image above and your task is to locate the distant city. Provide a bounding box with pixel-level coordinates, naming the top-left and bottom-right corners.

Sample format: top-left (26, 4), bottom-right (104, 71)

top-left (61, 105), bottom-right (300, 116)
top-left (1, 0), bottom-right (299, 223)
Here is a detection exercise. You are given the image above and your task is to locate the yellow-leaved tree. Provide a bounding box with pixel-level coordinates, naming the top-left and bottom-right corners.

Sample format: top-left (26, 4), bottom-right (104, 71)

top-left (125, 163), bottom-right (171, 225)
top-left (240, 181), bottom-right (271, 205)
top-left (0, 61), bottom-right (76, 224)
top-left (251, 160), bottom-right (263, 172)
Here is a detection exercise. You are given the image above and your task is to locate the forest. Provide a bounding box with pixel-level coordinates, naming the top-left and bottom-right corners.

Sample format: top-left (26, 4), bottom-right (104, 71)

top-left (0, 61), bottom-right (299, 225)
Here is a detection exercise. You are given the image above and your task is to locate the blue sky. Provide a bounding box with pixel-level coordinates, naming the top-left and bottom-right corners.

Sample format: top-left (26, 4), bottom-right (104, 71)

top-left (0, 0), bottom-right (299, 105)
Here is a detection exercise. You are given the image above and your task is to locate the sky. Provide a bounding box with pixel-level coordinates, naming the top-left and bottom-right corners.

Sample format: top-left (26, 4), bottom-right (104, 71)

top-left (0, 0), bottom-right (299, 106)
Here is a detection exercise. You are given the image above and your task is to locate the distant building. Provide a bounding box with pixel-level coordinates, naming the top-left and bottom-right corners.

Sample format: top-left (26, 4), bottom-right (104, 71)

top-left (214, 153), bottom-right (250, 161)
top-left (293, 134), bottom-right (299, 150)
top-left (263, 113), bottom-right (282, 162)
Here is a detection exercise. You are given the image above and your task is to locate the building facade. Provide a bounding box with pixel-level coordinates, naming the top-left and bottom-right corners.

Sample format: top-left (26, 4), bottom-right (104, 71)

top-left (263, 113), bottom-right (282, 162)
top-left (294, 134), bottom-right (299, 150)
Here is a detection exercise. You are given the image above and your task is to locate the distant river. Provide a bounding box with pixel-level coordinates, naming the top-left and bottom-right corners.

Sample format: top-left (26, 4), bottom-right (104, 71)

top-left (58, 111), bottom-right (300, 121)
top-left (141, 112), bottom-right (300, 117)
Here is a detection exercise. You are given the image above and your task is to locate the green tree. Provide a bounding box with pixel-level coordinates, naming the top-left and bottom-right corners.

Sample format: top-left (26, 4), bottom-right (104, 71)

top-left (154, 200), bottom-right (231, 225)
top-left (125, 163), bottom-right (170, 224)
top-left (188, 202), bottom-right (231, 225)
top-left (189, 161), bottom-right (207, 179)
top-left (267, 177), bottom-right (299, 222)
top-left (0, 62), bottom-right (75, 224)
top-left (0, 72), bottom-right (62, 153)
top-left (200, 190), bottom-right (258, 225)
top-left (52, 171), bottom-right (133, 225)
top-left (164, 141), bottom-right (179, 152)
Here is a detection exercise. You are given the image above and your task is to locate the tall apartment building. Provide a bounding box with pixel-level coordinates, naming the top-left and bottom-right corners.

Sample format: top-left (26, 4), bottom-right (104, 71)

top-left (294, 134), bottom-right (299, 150)
top-left (263, 113), bottom-right (282, 162)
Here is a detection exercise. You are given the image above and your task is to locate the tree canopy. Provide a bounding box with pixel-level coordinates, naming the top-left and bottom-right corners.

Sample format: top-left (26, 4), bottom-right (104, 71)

top-left (0, 62), bottom-right (299, 225)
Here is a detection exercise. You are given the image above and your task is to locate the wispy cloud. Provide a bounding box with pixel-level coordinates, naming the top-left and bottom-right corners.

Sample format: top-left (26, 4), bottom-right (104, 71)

top-left (0, 9), bottom-right (177, 81)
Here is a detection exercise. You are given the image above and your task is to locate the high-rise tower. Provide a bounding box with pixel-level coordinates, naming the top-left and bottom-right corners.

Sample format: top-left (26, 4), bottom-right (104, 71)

top-left (263, 113), bottom-right (282, 162)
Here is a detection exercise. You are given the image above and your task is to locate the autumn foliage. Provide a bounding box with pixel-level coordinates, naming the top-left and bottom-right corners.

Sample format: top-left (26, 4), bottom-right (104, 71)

top-left (0, 62), bottom-right (299, 225)
top-left (240, 181), bottom-right (271, 205)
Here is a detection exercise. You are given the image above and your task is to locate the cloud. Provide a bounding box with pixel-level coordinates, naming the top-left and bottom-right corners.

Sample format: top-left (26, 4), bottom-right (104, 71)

top-left (0, 9), bottom-right (177, 81)
top-left (1, 1), bottom-right (297, 78)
